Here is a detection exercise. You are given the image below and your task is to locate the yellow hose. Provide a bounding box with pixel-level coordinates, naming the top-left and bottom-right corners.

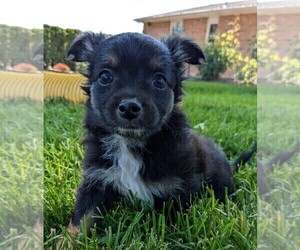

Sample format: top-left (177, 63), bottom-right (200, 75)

top-left (44, 72), bottom-right (87, 103)
top-left (0, 71), bottom-right (43, 102)
top-left (0, 71), bottom-right (88, 103)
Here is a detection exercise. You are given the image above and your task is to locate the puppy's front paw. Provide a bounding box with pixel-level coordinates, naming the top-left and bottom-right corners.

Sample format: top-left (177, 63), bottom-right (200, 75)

top-left (49, 223), bottom-right (80, 250)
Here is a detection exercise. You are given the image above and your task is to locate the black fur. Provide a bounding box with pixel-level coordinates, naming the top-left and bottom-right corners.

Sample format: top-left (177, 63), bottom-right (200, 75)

top-left (67, 32), bottom-right (246, 228)
top-left (233, 143), bottom-right (257, 171)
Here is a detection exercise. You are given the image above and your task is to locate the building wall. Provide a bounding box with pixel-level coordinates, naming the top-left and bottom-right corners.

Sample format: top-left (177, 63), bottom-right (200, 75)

top-left (219, 14), bottom-right (257, 56)
top-left (141, 12), bottom-right (299, 80)
top-left (257, 13), bottom-right (300, 80)
top-left (142, 14), bottom-right (257, 55)
top-left (143, 21), bottom-right (170, 40)
top-left (142, 14), bottom-right (257, 78)
top-left (183, 18), bottom-right (208, 77)
top-left (258, 13), bottom-right (300, 57)
top-left (218, 14), bottom-right (257, 78)
top-left (183, 18), bottom-right (208, 47)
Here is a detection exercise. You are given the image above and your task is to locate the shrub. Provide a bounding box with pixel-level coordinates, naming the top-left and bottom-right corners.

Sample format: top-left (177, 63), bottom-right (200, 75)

top-left (276, 57), bottom-right (300, 85)
top-left (234, 57), bottom-right (258, 85)
top-left (257, 17), bottom-right (300, 85)
top-left (199, 31), bottom-right (241, 81)
top-left (44, 25), bottom-right (80, 71)
top-left (198, 17), bottom-right (256, 82)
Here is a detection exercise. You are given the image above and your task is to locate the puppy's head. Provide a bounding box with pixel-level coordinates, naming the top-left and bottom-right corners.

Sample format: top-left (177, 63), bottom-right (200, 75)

top-left (68, 32), bottom-right (204, 138)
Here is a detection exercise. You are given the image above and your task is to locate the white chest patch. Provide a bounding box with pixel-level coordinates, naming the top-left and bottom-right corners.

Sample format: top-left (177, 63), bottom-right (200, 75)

top-left (101, 135), bottom-right (154, 204)
top-left (85, 135), bottom-right (184, 206)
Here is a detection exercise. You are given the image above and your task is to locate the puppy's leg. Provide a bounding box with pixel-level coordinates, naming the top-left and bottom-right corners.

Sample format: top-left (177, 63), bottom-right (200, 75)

top-left (56, 182), bottom-right (118, 249)
top-left (71, 181), bottom-right (118, 230)
top-left (191, 133), bottom-right (234, 201)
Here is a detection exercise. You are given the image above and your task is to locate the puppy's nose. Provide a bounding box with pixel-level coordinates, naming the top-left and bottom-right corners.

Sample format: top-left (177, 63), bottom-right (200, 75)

top-left (118, 100), bottom-right (141, 120)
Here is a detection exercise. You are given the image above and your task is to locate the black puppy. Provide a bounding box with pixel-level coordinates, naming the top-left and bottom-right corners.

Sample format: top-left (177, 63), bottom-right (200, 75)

top-left (67, 32), bottom-right (239, 231)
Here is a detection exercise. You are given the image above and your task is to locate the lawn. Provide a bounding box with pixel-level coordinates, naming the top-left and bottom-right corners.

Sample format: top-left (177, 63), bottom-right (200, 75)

top-left (257, 84), bottom-right (300, 249)
top-left (0, 99), bottom-right (43, 248)
top-left (0, 80), bottom-right (257, 249)
top-left (43, 81), bottom-right (257, 249)
top-left (2, 81), bottom-right (299, 249)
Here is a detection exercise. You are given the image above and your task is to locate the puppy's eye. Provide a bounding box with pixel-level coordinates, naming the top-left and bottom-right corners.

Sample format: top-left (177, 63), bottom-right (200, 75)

top-left (98, 70), bottom-right (114, 85)
top-left (152, 74), bottom-right (167, 89)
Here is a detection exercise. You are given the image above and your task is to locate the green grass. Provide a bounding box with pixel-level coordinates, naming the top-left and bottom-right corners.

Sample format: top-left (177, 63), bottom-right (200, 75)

top-left (257, 84), bottom-right (300, 249)
top-left (43, 81), bottom-right (257, 249)
top-left (0, 99), bottom-right (43, 248)
top-left (183, 81), bottom-right (256, 158)
top-left (2, 82), bottom-right (298, 249)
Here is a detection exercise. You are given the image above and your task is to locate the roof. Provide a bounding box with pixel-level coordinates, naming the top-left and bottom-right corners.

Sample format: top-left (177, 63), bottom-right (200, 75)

top-left (258, 0), bottom-right (300, 14)
top-left (135, 0), bottom-right (300, 23)
top-left (135, 1), bottom-right (257, 23)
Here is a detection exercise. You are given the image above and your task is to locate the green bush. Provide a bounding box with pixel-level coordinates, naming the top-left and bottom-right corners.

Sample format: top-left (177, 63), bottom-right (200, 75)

top-left (199, 30), bottom-right (241, 81)
top-left (44, 25), bottom-right (80, 71)
top-left (257, 16), bottom-right (300, 85)
top-left (198, 17), bottom-right (257, 85)
top-left (234, 57), bottom-right (258, 85)
top-left (0, 25), bottom-right (42, 69)
top-left (276, 57), bottom-right (300, 84)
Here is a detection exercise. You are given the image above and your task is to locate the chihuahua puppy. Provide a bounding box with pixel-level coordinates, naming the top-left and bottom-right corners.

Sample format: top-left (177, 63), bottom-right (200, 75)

top-left (67, 32), bottom-right (236, 230)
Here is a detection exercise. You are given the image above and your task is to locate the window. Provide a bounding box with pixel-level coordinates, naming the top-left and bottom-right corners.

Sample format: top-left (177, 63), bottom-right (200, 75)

top-left (209, 24), bottom-right (218, 38)
top-left (205, 17), bottom-right (219, 44)
top-left (171, 21), bottom-right (184, 35)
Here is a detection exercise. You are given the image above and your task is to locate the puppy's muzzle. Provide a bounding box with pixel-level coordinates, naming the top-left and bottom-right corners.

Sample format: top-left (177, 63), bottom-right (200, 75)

top-left (118, 99), bottom-right (142, 121)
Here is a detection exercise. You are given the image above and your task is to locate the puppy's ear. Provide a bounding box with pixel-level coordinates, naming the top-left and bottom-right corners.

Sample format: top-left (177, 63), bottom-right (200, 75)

top-left (67, 32), bottom-right (106, 62)
top-left (162, 36), bottom-right (205, 66)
